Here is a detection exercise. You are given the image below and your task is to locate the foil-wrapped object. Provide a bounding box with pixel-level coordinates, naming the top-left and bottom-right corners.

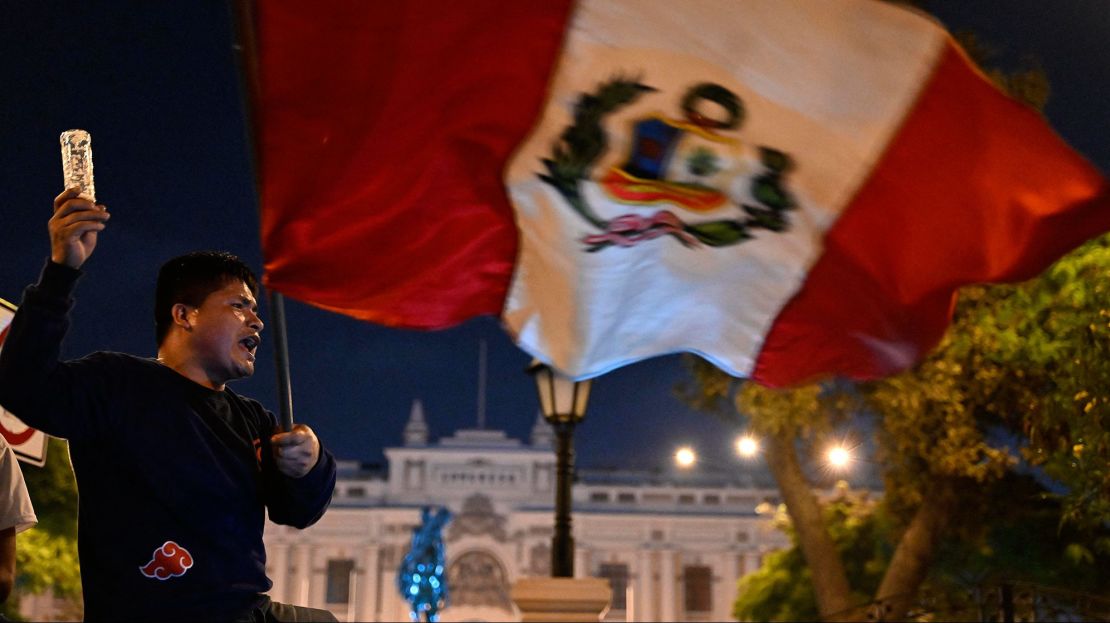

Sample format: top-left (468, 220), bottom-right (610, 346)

top-left (60, 129), bottom-right (95, 202)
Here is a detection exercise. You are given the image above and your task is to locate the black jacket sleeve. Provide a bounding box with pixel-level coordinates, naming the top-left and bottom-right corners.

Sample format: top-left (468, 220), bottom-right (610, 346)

top-left (0, 260), bottom-right (115, 441)
top-left (260, 416), bottom-right (337, 529)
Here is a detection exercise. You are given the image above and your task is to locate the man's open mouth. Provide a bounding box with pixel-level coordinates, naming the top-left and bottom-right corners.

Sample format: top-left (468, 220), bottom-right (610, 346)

top-left (239, 335), bottom-right (260, 359)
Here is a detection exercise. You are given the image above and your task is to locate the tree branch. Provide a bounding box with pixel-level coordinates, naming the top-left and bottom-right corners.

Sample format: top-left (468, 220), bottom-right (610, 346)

top-left (873, 478), bottom-right (961, 621)
top-left (764, 432), bottom-right (858, 621)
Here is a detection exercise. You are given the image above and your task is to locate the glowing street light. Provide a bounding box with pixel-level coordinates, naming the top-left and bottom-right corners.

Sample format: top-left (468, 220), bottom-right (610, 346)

top-left (674, 446), bottom-right (697, 468)
top-left (825, 445), bottom-right (854, 470)
top-left (735, 434), bottom-right (760, 459)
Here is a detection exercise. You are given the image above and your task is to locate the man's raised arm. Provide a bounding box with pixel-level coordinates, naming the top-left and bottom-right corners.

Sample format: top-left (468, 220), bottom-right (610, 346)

top-left (0, 189), bottom-right (111, 439)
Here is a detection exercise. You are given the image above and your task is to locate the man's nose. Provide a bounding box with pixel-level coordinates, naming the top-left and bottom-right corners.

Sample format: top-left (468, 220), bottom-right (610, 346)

top-left (248, 310), bottom-right (264, 332)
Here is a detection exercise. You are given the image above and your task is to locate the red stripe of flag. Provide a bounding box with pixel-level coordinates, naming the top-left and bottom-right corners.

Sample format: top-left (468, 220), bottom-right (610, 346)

top-left (255, 1), bottom-right (573, 328)
top-left (752, 42), bottom-right (1110, 387)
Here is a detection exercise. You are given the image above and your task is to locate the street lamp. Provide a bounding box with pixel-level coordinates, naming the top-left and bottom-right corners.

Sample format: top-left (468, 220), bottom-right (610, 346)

top-left (529, 360), bottom-right (592, 578)
top-left (675, 446), bottom-right (697, 468)
top-left (825, 444), bottom-right (854, 470)
top-left (735, 434), bottom-right (760, 459)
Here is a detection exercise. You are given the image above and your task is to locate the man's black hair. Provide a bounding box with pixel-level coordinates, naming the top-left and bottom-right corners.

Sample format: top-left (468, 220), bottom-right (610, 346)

top-left (154, 251), bottom-right (260, 346)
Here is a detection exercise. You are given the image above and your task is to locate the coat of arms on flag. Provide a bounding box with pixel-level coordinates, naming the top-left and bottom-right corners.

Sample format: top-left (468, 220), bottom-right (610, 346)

top-left (540, 79), bottom-right (796, 252)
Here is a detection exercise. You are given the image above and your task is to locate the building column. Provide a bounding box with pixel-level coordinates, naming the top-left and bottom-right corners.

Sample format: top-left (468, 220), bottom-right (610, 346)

top-left (718, 551), bottom-right (739, 623)
top-left (311, 553), bottom-right (328, 607)
top-left (744, 552), bottom-right (762, 577)
top-left (293, 544), bottom-right (312, 607)
top-left (659, 550), bottom-right (676, 622)
top-left (356, 544), bottom-right (380, 622)
top-left (377, 546), bottom-right (405, 622)
top-left (268, 543), bottom-right (290, 603)
top-left (636, 549), bottom-right (653, 622)
top-left (574, 546), bottom-right (592, 579)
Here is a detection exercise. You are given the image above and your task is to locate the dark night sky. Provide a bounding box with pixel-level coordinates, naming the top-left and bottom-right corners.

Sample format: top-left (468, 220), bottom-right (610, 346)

top-left (1, 1), bottom-right (1107, 470)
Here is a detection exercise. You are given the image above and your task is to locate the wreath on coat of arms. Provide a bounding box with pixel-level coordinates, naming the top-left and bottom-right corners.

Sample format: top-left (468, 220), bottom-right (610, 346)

top-left (538, 78), bottom-right (796, 252)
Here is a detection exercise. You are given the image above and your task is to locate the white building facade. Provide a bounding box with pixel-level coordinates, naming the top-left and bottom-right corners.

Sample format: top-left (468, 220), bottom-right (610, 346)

top-left (263, 401), bottom-right (789, 622)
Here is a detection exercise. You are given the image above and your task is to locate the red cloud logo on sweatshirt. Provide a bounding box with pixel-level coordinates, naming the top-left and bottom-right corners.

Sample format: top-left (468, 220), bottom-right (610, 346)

top-left (139, 541), bottom-right (194, 580)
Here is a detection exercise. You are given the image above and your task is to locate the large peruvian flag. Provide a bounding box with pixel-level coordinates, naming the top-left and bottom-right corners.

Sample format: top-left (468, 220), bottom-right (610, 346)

top-left (253, 0), bottom-right (1110, 387)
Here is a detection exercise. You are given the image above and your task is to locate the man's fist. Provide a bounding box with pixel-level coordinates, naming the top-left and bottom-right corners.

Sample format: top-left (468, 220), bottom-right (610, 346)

top-left (271, 424), bottom-right (321, 478)
top-left (50, 187), bottom-right (109, 269)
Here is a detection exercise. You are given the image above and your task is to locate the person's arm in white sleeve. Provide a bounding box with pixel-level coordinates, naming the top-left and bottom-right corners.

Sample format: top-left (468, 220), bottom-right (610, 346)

top-left (0, 436), bottom-right (38, 604)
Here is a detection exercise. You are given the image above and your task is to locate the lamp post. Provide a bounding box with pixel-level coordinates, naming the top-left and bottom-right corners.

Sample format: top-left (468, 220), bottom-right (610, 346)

top-left (528, 360), bottom-right (591, 578)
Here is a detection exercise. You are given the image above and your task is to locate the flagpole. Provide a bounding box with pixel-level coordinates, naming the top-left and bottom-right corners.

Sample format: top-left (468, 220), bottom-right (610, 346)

top-left (269, 291), bottom-right (295, 431)
top-left (477, 339), bottom-right (487, 430)
top-left (230, 0), bottom-right (294, 431)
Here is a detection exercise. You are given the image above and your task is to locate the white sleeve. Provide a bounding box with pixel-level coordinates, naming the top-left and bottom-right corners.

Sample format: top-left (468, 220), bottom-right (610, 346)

top-left (0, 437), bottom-right (37, 533)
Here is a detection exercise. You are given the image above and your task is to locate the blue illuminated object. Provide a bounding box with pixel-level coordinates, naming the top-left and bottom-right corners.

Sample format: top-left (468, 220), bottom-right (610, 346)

top-left (397, 506), bottom-right (452, 622)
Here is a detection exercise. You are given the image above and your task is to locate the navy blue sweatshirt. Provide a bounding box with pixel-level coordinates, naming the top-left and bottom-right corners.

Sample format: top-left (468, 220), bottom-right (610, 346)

top-left (0, 261), bottom-right (336, 621)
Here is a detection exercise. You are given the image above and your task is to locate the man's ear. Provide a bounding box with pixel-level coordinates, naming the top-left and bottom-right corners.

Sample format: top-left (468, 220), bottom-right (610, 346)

top-left (170, 303), bottom-right (194, 330)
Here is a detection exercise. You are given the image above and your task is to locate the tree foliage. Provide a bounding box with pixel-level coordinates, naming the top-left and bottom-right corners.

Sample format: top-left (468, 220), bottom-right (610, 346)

top-left (867, 234), bottom-right (1110, 530)
top-left (734, 489), bottom-right (888, 622)
top-left (733, 474), bottom-right (1110, 622)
